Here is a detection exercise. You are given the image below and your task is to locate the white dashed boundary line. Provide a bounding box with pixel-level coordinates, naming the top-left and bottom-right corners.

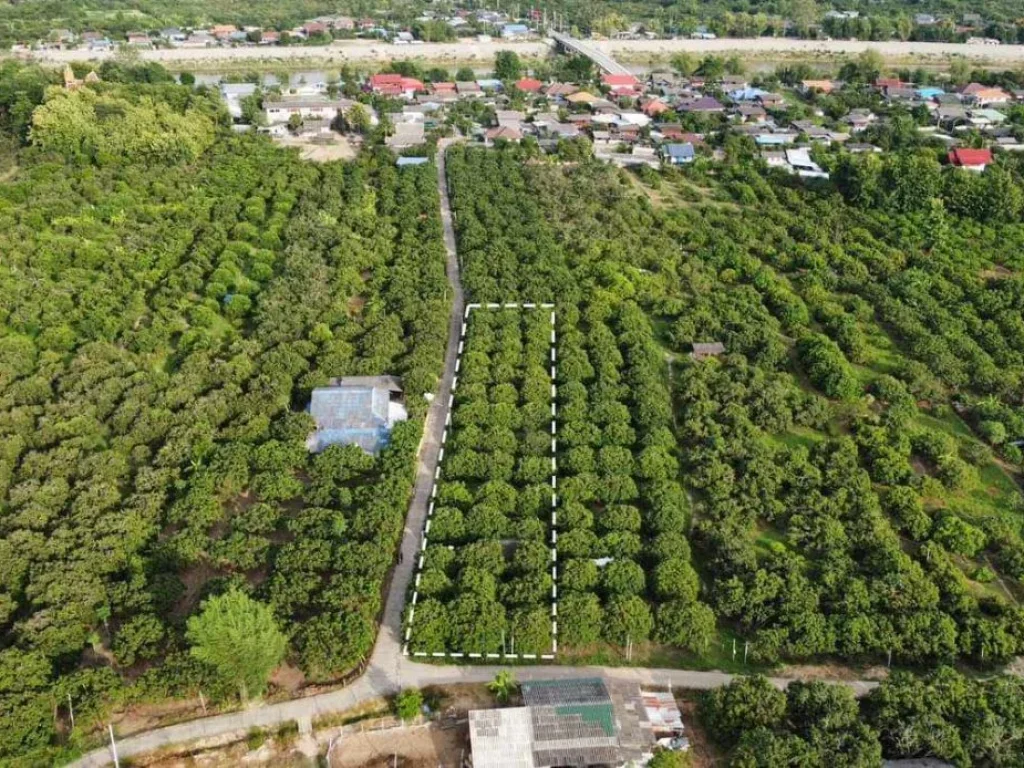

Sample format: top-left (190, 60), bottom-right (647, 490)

top-left (404, 302), bottom-right (557, 661)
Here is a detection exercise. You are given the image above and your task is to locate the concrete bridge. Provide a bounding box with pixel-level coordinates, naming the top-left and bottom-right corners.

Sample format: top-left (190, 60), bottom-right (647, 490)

top-left (550, 32), bottom-right (633, 75)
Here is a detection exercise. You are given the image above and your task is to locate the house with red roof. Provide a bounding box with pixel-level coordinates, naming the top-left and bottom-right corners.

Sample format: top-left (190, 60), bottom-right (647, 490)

top-left (368, 73), bottom-right (424, 98)
top-left (875, 77), bottom-right (905, 90)
top-left (602, 73), bottom-right (640, 88)
top-left (641, 98), bottom-right (671, 117)
top-left (515, 77), bottom-right (544, 93)
top-left (948, 147), bottom-right (992, 171)
top-left (601, 73), bottom-right (641, 97)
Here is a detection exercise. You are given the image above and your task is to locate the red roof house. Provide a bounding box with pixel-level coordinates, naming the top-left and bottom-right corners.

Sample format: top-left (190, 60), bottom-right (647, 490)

top-left (875, 77), bottom-right (904, 89)
top-left (642, 98), bottom-right (671, 117)
top-left (515, 77), bottom-right (544, 93)
top-left (368, 73), bottom-right (423, 96)
top-left (602, 73), bottom-right (639, 88)
top-left (948, 147), bottom-right (992, 170)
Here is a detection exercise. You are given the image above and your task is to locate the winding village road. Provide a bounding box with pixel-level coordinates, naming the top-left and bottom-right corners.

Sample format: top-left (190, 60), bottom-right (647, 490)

top-left (69, 142), bottom-right (877, 768)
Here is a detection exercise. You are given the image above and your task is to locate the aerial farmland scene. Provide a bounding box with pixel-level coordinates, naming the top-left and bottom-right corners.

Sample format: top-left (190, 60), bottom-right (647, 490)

top-left (2, 1), bottom-right (1024, 766)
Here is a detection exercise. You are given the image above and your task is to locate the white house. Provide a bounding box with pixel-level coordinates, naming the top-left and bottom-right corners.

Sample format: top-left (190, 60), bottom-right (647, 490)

top-left (264, 96), bottom-right (355, 125)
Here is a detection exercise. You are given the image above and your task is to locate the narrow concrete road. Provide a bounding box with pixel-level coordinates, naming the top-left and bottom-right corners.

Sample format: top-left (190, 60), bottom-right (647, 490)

top-left (68, 143), bottom-right (877, 767)
top-left (363, 137), bottom-right (466, 691)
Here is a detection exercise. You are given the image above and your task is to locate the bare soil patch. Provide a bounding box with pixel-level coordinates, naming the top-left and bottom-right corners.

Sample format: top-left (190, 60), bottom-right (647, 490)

top-left (677, 693), bottom-right (725, 767)
top-left (329, 721), bottom-right (468, 768)
top-left (778, 663), bottom-right (889, 682)
top-left (273, 134), bottom-right (358, 163)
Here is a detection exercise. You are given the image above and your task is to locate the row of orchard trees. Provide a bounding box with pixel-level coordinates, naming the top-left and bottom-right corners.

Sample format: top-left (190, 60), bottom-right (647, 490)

top-left (410, 309), bottom-right (555, 655)
top-left (446, 144), bottom-right (1024, 670)
top-left (556, 301), bottom-right (714, 652)
top-left (666, 162), bottom-right (1024, 665)
top-left (445, 146), bottom-right (715, 656)
top-left (0, 68), bottom-right (449, 761)
top-left (707, 161), bottom-right (1024, 597)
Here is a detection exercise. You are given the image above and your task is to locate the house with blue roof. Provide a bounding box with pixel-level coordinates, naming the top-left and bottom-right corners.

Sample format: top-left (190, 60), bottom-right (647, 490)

top-left (729, 87), bottom-right (768, 102)
top-left (662, 142), bottom-right (695, 164)
top-left (501, 23), bottom-right (530, 38)
top-left (307, 376), bottom-right (407, 454)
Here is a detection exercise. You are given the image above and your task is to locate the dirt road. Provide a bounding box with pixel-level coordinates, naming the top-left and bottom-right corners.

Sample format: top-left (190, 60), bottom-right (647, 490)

top-left (14, 36), bottom-right (1024, 70)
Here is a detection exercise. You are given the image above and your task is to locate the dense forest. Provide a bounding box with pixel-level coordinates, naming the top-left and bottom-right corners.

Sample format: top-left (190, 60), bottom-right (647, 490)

top-left (0, 65), bottom-right (448, 761)
top-left (444, 144), bottom-right (1024, 672)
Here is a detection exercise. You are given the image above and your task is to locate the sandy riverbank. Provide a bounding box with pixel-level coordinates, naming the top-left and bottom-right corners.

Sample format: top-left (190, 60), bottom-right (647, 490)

top-left (11, 36), bottom-right (1024, 72)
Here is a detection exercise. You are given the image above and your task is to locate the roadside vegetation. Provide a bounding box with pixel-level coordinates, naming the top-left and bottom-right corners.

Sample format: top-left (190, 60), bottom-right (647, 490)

top-left (701, 668), bottom-right (1024, 767)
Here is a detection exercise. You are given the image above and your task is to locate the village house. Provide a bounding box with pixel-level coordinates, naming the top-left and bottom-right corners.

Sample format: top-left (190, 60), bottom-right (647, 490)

top-left (800, 79), bottom-right (836, 95)
top-left (264, 96), bottom-right (356, 126)
top-left (211, 25), bottom-right (238, 40)
top-left (544, 83), bottom-right (578, 99)
top-left (181, 32), bottom-right (216, 48)
top-left (948, 147), bottom-right (993, 171)
top-left (307, 376), bottom-right (407, 455)
top-left (369, 73), bottom-right (424, 99)
top-left (602, 73), bottom-right (642, 97)
top-left (302, 21), bottom-right (329, 37)
top-left (485, 125), bottom-right (522, 144)
top-left (221, 83), bottom-right (258, 119)
top-left (514, 77), bottom-right (543, 94)
top-left (386, 121), bottom-right (426, 149)
top-left (456, 80), bottom-right (483, 97)
top-left (662, 142), bottom-right (696, 165)
top-left (678, 96), bottom-right (724, 113)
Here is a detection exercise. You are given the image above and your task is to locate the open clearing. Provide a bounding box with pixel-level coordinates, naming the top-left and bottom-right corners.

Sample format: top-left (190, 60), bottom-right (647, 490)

top-left (329, 722), bottom-right (467, 768)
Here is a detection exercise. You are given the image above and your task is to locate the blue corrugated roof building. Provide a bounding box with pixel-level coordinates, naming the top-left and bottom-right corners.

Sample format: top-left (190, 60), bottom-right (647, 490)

top-left (307, 376), bottom-right (407, 454)
top-left (662, 142), bottom-right (695, 164)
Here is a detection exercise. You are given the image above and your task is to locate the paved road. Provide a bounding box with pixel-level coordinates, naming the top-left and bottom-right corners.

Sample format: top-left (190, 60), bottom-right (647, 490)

top-left (551, 32), bottom-right (633, 75)
top-left (68, 142), bottom-right (877, 767)
top-left (15, 36), bottom-right (1024, 69)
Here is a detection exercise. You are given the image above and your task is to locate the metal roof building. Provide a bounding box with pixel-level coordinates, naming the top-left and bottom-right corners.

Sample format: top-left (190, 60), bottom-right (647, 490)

top-left (470, 678), bottom-right (666, 768)
top-left (306, 376), bottom-right (406, 455)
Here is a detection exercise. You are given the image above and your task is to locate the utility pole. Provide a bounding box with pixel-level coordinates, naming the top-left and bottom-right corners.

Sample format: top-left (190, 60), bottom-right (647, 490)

top-left (108, 724), bottom-right (120, 768)
top-left (732, 638), bottom-right (736, 661)
top-left (744, 642), bottom-right (749, 664)
top-left (67, 694), bottom-right (74, 730)
top-left (198, 690), bottom-right (207, 715)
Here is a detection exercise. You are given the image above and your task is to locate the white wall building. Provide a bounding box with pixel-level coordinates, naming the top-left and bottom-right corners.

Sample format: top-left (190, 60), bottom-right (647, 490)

top-left (264, 96), bottom-right (355, 125)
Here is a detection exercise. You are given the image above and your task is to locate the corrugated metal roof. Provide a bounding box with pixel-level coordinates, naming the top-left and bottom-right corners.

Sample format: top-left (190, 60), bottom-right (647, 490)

top-left (470, 708), bottom-right (535, 768)
top-left (307, 382), bottom-right (406, 454)
top-left (640, 690), bottom-right (685, 733)
top-left (521, 677), bottom-right (610, 707)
